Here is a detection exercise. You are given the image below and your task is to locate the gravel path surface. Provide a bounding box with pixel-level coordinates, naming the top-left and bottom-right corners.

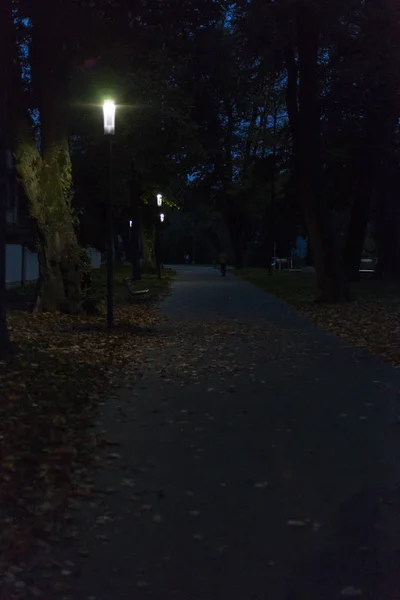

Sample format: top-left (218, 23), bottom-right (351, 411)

top-left (24, 266), bottom-right (400, 599)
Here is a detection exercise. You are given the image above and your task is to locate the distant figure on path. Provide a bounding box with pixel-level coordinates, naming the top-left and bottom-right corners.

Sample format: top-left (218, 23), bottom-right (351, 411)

top-left (219, 252), bottom-right (228, 277)
top-left (184, 253), bottom-right (190, 265)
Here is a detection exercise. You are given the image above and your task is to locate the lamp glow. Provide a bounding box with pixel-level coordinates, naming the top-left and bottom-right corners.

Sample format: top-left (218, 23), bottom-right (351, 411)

top-left (103, 100), bottom-right (116, 135)
top-left (129, 220), bottom-right (132, 227)
top-left (157, 193), bottom-right (163, 207)
top-left (160, 213), bottom-right (165, 223)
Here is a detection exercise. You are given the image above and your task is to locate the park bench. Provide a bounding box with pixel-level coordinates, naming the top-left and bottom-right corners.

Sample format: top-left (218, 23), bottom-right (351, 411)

top-left (124, 278), bottom-right (149, 297)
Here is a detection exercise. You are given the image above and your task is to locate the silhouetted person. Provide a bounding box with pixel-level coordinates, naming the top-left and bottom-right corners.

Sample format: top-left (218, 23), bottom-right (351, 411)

top-left (219, 252), bottom-right (228, 276)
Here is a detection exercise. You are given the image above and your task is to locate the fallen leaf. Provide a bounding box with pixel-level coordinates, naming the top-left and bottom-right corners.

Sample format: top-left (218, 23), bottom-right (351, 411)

top-left (340, 586), bottom-right (363, 596)
top-left (121, 479), bottom-right (135, 487)
top-left (96, 515), bottom-right (112, 524)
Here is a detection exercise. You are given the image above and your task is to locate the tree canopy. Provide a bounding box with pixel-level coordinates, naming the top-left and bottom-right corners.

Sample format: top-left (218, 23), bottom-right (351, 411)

top-left (2, 0), bottom-right (400, 347)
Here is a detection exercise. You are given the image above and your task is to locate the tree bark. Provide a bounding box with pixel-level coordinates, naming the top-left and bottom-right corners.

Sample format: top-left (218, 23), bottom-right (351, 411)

top-left (291, 3), bottom-right (349, 302)
top-left (0, 0), bottom-right (15, 357)
top-left (140, 221), bottom-right (156, 272)
top-left (342, 0), bottom-right (399, 282)
top-left (0, 166), bottom-right (11, 357)
top-left (15, 0), bottom-right (82, 313)
top-left (342, 174), bottom-right (370, 281)
top-left (368, 0), bottom-right (400, 279)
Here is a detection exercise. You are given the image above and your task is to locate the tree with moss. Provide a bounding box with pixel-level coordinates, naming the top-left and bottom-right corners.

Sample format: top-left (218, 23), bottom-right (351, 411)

top-left (11, 0), bottom-right (82, 313)
top-left (0, 0), bottom-right (14, 356)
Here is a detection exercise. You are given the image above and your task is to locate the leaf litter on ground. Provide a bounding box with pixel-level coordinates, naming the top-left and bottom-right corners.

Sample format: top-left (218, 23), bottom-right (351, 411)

top-left (0, 276), bottom-right (173, 589)
top-left (0, 279), bottom-right (325, 595)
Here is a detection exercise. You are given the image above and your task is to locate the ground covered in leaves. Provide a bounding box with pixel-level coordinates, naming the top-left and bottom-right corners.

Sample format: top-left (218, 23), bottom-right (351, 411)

top-left (238, 269), bottom-right (400, 366)
top-left (4, 266), bottom-right (399, 600)
top-left (0, 266), bottom-right (174, 584)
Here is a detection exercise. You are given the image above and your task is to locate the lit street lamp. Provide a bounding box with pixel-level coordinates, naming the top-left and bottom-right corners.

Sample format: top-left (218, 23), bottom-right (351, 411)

top-left (157, 193), bottom-right (163, 207)
top-left (103, 99), bottom-right (115, 328)
top-left (103, 100), bottom-right (116, 135)
top-left (129, 220), bottom-right (133, 245)
top-left (156, 212), bottom-right (166, 279)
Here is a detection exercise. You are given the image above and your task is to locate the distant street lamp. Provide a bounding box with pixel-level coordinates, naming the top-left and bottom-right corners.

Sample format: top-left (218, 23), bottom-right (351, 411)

top-left (157, 193), bottom-right (163, 207)
top-left (103, 99), bottom-right (116, 328)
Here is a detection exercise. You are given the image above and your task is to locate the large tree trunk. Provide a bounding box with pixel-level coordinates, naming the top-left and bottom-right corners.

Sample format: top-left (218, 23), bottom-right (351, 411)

top-left (342, 174), bottom-right (370, 282)
top-left (367, 1), bottom-right (400, 279)
top-left (14, 0), bottom-right (82, 313)
top-left (140, 221), bottom-right (156, 272)
top-left (0, 0), bottom-right (15, 357)
top-left (291, 3), bottom-right (348, 302)
top-left (344, 0), bottom-right (399, 282)
top-left (0, 137), bottom-right (13, 358)
top-left (374, 188), bottom-right (400, 279)
top-left (0, 171), bottom-right (11, 358)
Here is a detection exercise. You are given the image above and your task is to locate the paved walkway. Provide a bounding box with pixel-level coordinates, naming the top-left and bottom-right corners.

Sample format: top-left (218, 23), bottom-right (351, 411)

top-left (29, 267), bottom-right (400, 598)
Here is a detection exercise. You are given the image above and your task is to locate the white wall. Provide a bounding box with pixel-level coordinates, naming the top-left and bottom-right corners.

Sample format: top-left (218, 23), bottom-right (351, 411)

top-left (6, 244), bottom-right (101, 286)
top-left (6, 244), bottom-right (22, 285)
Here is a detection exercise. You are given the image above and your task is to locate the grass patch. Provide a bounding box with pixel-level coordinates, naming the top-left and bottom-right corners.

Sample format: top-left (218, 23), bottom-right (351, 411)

top-left (237, 269), bottom-right (318, 307)
top-left (0, 264), bottom-right (174, 577)
top-left (237, 268), bottom-right (400, 366)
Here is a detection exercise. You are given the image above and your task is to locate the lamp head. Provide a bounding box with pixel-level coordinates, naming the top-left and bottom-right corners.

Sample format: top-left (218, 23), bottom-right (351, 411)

top-left (103, 100), bottom-right (116, 135)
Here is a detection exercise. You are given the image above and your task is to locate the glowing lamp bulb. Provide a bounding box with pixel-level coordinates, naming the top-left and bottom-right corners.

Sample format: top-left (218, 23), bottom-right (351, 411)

top-left (103, 100), bottom-right (116, 135)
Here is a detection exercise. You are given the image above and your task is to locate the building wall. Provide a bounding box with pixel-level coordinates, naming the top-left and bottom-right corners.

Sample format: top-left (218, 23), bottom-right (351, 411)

top-left (6, 245), bottom-right (101, 287)
top-left (6, 244), bottom-right (39, 286)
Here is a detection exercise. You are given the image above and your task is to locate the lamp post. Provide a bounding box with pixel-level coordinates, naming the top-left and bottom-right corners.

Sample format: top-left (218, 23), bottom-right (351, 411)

top-left (103, 100), bottom-right (115, 328)
top-left (156, 212), bottom-right (165, 279)
top-left (154, 194), bottom-right (163, 277)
